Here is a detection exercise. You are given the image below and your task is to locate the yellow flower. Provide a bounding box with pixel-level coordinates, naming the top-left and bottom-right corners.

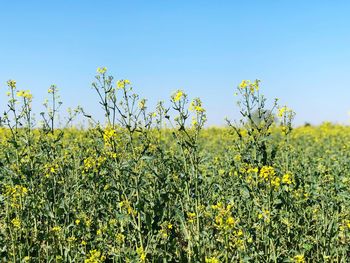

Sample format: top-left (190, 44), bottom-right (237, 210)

top-left (16, 89), bottom-right (33, 100)
top-left (191, 117), bottom-right (198, 127)
top-left (271, 176), bottom-right (281, 188)
top-left (117, 79), bottom-right (131, 89)
top-left (97, 67), bottom-right (107, 74)
top-left (51, 226), bottom-right (61, 232)
top-left (116, 233), bottom-right (125, 243)
top-left (239, 80), bottom-right (248, 89)
top-left (282, 172), bottom-right (293, 185)
top-left (11, 218), bottom-right (21, 229)
top-left (259, 166), bottom-right (275, 181)
top-left (187, 212), bottom-right (196, 223)
top-left (136, 247), bottom-right (146, 262)
top-left (258, 209), bottom-right (270, 222)
top-left (85, 249), bottom-right (105, 263)
top-left (226, 216), bottom-right (235, 226)
top-left (238, 79), bottom-right (259, 93)
top-left (7, 79), bottom-right (17, 88)
top-left (138, 99), bottom-right (146, 110)
top-left (205, 257), bottom-right (220, 263)
top-left (278, 106), bottom-right (287, 117)
top-left (189, 98), bottom-right (205, 113)
top-left (48, 85), bottom-right (57, 94)
top-left (293, 254), bottom-right (305, 263)
top-left (346, 220), bottom-right (350, 229)
top-left (233, 154), bottom-right (241, 162)
top-left (247, 167), bottom-right (258, 174)
top-left (16, 90), bottom-right (25, 97)
top-left (240, 129), bottom-right (248, 137)
top-left (278, 105), bottom-right (293, 118)
top-left (173, 90), bottom-right (184, 102)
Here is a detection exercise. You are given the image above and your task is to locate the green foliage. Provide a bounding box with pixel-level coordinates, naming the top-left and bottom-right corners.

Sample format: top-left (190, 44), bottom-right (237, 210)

top-left (0, 71), bottom-right (349, 262)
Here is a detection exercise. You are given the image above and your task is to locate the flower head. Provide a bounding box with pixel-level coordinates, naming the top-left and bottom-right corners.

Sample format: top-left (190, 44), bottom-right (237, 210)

top-left (97, 67), bottom-right (107, 74)
top-left (117, 79), bottom-right (131, 89)
top-left (172, 90), bottom-right (184, 102)
top-left (7, 80), bottom-right (16, 89)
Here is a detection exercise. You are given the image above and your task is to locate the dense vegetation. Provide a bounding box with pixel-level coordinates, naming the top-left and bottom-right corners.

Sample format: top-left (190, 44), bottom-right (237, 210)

top-left (1, 69), bottom-right (349, 262)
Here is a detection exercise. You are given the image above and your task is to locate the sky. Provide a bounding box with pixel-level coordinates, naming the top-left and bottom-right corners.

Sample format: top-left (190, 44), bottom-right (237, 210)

top-left (1, 0), bottom-right (350, 126)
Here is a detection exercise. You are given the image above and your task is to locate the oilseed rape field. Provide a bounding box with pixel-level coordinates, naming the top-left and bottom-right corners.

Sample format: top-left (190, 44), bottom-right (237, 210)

top-left (1, 69), bottom-right (350, 262)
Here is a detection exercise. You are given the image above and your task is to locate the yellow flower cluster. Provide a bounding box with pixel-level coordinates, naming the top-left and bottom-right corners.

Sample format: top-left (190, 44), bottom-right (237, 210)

top-left (11, 218), bottom-right (21, 229)
top-left (136, 246), bottom-right (146, 262)
top-left (282, 172), bottom-right (294, 185)
top-left (159, 221), bottom-right (173, 239)
top-left (43, 163), bottom-right (59, 178)
top-left (187, 211), bottom-right (196, 223)
top-left (278, 106), bottom-right (293, 118)
top-left (293, 254), bottom-right (305, 263)
top-left (116, 233), bottom-right (125, 244)
top-left (238, 79), bottom-right (260, 93)
top-left (189, 98), bottom-right (205, 113)
top-left (7, 79), bottom-right (16, 88)
top-left (96, 67), bottom-right (107, 74)
top-left (340, 219), bottom-right (350, 232)
top-left (173, 90), bottom-right (184, 102)
top-left (119, 200), bottom-right (137, 216)
top-left (258, 208), bottom-right (270, 222)
top-left (5, 185), bottom-right (28, 197)
top-left (103, 127), bottom-right (117, 144)
top-left (4, 185), bottom-right (28, 208)
top-left (83, 155), bottom-right (106, 174)
top-left (117, 79), bottom-right (131, 89)
top-left (205, 257), bottom-right (220, 263)
top-left (16, 90), bottom-right (33, 100)
top-left (47, 85), bottom-right (57, 94)
top-left (259, 166), bottom-right (275, 181)
top-left (257, 166), bottom-right (295, 189)
top-left (211, 202), bottom-right (235, 230)
top-left (138, 98), bottom-right (146, 110)
top-left (51, 226), bottom-right (62, 233)
top-left (84, 249), bottom-right (106, 263)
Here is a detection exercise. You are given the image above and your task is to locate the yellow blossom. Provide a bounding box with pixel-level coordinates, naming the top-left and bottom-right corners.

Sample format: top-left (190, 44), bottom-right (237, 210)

top-left (136, 247), bottom-right (146, 262)
top-left (205, 257), bottom-right (220, 263)
top-left (117, 79), bottom-right (131, 89)
top-left (173, 90), bottom-right (184, 102)
top-left (187, 212), bottom-right (196, 223)
top-left (282, 172), bottom-right (293, 185)
top-left (97, 67), bottom-right (107, 74)
top-left (239, 80), bottom-right (248, 89)
top-left (7, 79), bottom-right (16, 88)
top-left (11, 218), bottom-right (21, 229)
top-left (259, 166), bottom-right (275, 181)
top-left (293, 254), bottom-right (305, 263)
top-left (226, 216), bottom-right (235, 226)
top-left (51, 226), bottom-right (61, 233)
top-left (85, 249), bottom-right (105, 263)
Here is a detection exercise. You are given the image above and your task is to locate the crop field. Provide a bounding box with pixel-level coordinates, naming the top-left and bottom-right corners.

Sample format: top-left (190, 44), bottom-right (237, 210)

top-left (1, 70), bottom-right (350, 262)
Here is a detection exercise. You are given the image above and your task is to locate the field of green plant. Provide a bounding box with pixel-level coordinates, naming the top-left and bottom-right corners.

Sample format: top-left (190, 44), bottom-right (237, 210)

top-left (1, 69), bottom-right (350, 262)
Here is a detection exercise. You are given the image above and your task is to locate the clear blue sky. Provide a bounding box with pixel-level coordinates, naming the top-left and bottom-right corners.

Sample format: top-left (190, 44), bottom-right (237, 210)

top-left (1, 1), bottom-right (350, 126)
